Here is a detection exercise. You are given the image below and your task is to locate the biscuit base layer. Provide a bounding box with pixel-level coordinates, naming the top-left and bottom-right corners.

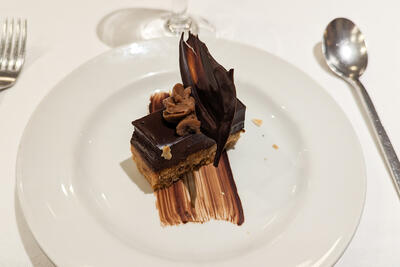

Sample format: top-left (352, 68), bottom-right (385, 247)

top-left (131, 131), bottom-right (242, 191)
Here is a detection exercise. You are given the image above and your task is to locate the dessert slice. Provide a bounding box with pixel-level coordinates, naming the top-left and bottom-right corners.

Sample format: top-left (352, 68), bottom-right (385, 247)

top-left (130, 92), bottom-right (245, 190)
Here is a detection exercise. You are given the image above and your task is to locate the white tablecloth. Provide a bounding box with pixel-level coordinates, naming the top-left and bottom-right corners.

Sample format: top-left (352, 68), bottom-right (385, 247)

top-left (1, 0), bottom-right (400, 266)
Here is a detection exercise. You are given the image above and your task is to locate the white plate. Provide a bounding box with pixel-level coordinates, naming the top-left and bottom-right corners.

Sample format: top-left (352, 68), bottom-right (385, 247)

top-left (16, 38), bottom-right (366, 267)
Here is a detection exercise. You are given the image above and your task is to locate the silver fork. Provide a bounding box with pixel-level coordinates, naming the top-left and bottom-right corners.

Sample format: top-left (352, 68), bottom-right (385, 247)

top-left (0, 18), bottom-right (27, 91)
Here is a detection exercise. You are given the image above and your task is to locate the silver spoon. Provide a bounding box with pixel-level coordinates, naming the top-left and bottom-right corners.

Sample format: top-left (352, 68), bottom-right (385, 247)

top-left (322, 17), bottom-right (400, 196)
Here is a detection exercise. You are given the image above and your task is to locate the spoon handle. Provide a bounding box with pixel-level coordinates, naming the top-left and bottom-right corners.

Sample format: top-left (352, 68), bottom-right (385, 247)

top-left (352, 79), bottom-right (400, 195)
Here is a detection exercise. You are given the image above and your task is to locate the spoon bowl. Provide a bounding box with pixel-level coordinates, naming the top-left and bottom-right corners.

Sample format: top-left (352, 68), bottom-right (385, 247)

top-left (322, 18), bottom-right (368, 80)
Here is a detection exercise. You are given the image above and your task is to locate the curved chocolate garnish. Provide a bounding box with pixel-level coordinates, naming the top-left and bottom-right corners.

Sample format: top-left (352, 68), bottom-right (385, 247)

top-left (179, 32), bottom-right (237, 166)
top-left (162, 83), bottom-right (201, 136)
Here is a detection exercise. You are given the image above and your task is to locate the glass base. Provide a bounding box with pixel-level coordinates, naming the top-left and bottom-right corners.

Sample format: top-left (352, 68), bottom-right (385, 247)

top-left (141, 14), bottom-right (199, 39)
top-left (166, 15), bottom-right (198, 35)
top-left (97, 8), bottom-right (215, 47)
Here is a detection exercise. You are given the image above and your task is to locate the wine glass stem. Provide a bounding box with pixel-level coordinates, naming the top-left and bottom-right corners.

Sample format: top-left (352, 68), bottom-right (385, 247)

top-left (166, 0), bottom-right (192, 34)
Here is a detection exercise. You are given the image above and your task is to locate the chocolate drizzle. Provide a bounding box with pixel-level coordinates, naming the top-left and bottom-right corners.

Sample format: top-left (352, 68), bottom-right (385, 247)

top-left (179, 33), bottom-right (237, 166)
top-left (155, 152), bottom-right (244, 226)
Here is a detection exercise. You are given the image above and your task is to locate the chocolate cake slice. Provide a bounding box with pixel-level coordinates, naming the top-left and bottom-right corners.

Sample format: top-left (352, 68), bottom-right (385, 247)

top-left (130, 98), bottom-right (245, 190)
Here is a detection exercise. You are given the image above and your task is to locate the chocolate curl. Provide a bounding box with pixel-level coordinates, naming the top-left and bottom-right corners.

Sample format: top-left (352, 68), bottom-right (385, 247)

top-left (179, 33), bottom-right (237, 166)
top-left (162, 84), bottom-right (201, 136)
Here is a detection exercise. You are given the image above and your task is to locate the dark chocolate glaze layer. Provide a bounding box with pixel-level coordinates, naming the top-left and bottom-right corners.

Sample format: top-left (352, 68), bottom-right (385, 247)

top-left (131, 99), bottom-right (246, 172)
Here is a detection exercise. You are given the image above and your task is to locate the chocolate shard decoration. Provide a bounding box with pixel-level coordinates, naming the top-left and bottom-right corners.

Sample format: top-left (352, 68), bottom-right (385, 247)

top-left (179, 32), bottom-right (237, 166)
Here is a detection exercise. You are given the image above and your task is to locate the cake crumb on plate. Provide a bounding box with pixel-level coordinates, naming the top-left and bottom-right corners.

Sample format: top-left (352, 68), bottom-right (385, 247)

top-left (251, 118), bottom-right (263, 126)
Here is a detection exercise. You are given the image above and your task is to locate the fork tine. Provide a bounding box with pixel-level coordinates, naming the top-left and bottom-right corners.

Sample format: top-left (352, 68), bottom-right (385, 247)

top-left (15, 19), bottom-right (26, 71)
top-left (2, 18), bottom-right (14, 70)
top-left (10, 18), bottom-right (21, 70)
top-left (0, 19), bottom-right (8, 68)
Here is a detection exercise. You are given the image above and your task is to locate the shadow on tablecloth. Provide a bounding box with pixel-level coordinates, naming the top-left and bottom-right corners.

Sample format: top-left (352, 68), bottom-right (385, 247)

top-left (313, 42), bottom-right (338, 76)
top-left (14, 188), bottom-right (55, 267)
top-left (96, 8), bottom-right (169, 47)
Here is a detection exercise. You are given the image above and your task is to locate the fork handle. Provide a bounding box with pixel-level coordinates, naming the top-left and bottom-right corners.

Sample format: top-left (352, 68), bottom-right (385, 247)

top-left (352, 78), bottom-right (400, 197)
